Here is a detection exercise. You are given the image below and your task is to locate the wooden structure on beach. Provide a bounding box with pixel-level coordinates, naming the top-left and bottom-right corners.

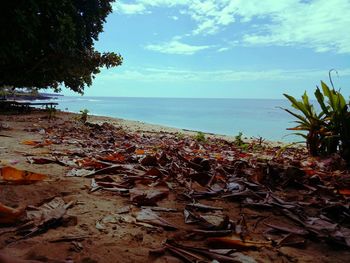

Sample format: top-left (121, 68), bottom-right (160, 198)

top-left (0, 100), bottom-right (58, 111)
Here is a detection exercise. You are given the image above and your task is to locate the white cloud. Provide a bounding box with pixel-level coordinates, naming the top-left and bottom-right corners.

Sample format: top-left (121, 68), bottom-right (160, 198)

top-left (102, 67), bottom-right (350, 83)
top-left (170, 15), bottom-right (179, 20)
top-left (216, 40), bottom-right (239, 52)
top-left (112, 3), bottom-right (146, 14)
top-left (145, 40), bottom-right (211, 55)
top-left (241, 0), bottom-right (350, 54)
top-left (217, 47), bottom-right (229, 52)
top-left (115, 0), bottom-right (350, 54)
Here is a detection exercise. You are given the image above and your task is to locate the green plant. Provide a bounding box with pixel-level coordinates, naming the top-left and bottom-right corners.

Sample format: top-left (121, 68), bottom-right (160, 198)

top-left (315, 81), bottom-right (350, 159)
top-left (194, 131), bottom-right (206, 142)
top-left (234, 132), bottom-right (245, 146)
top-left (176, 132), bottom-right (185, 140)
top-left (79, 109), bottom-right (89, 124)
top-left (283, 92), bottom-right (325, 156)
top-left (283, 77), bottom-right (350, 163)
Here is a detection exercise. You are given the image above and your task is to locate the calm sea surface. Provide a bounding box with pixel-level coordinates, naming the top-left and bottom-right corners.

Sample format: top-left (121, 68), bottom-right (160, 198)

top-left (48, 96), bottom-right (299, 142)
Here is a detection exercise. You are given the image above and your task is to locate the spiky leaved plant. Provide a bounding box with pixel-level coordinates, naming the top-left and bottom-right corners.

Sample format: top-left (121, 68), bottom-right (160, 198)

top-left (315, 81), bottom-right (350, 161)
top-left (283, 92), bottom-right (325, 156)
top-left (283, 78), bottom-right (350, 164)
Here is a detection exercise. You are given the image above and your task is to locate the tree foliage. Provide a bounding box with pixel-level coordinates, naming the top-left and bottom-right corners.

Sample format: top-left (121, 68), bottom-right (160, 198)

top-left (0, 0), bottom-right (122, 94)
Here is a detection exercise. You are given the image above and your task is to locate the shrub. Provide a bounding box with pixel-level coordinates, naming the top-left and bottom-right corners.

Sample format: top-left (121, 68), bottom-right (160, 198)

top-left (194, 131), bottom-right (206, 142)
top-left (283, 80), bottom-right (350, 164)
top-left (234, 132), bottom-right (244, 146)
top-left (176, 132), bottom-right (185, 140)
top-left (79, 109), bottom-right (89, 124)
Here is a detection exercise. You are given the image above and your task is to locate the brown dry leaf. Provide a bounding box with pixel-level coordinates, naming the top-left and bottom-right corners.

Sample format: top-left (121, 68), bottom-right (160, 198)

top-left (135, 149), bottom-right (145, 155)
top-left (140, 155), bottom-right (158, 166)
top-left (186, 203), bottom-right (223, 211)
top-left (277, 233), bottom-right (307, 247)
top-left (130, 187), bottom-right (169, 206)
top-left (21, 140), bottom-right (52, 147)
top-left (18, 197), bottom-right (73, 237)
top-left (27, 157), bottom-right (57, 165)
top-left (135, 209), bottom-right (177, 230)
top-left (90, 177), bottom-right (130, 194)
top-left (145, 167), bottom-right (164, 177)
top-left (77, 158), bottom-right (110, 169)
top-left (201, 214), bottom-right (229, 230)
top-left (265, 222), bottom-right (308, 235)
top-left (164, 241), bottom-right (257, 263)
top-left (0, 203), bottom-right (25, 224)
top-left (339, 189), bottom-right (350, 196)
top-left (99, 153), bottom-right (126, 163)
top-left (207, 237), bottom-right (269, 250)
top-left (0, 166), bottom-right (47, 183)
top-left (21, 140), bottom-right (40, 146)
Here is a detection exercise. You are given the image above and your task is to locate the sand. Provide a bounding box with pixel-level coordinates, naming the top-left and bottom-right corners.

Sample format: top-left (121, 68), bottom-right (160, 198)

top-left (1, 110), bottom-right (346, 263)
top-left (86, 114), bottom-right (288, 147)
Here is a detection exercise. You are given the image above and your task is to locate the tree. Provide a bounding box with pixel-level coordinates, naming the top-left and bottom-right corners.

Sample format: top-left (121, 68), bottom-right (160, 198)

top-left (0, 0), bottom-right (122, 94)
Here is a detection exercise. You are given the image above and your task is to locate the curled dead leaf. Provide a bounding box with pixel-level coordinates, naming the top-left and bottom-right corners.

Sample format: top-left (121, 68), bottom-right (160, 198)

top-left (0, 166), bottom-right (47, 183)
top-left (0, 203), bottom-right (26, 224)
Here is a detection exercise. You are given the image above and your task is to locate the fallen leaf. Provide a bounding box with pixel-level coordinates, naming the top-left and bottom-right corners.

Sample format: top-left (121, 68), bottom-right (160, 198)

top-left (135, 209), bottom-right (177, 230)
top-left (0, 203), bottom-right (25, 224)
top-left (27, 157), bottom-right (57, 165)
top-left (339, 189), bottom-right (350, 196)
top-left (164, 240), bottom-right (257, 263)
top-left (140, 155), bottom-right (158, 166)
top-left (66, 168), bottom-right (92, 177)
top-left (265, 222), bottom-right (308, 235)
top-left (207, 237), bottom-right (269, 250)
top-left (0, 166), bottom-right (47, 183)
top-left (21, 140), bottom-right (40, 146)
top-left (18, 197), bottom-right (73, 237)
top-left (0, 159), bottom-right (20, 166)
top-left (21, 140), bottom-right (52, 147)
top-left (130, 187), bottom-right (169, 206)
top-left (277, 233), bottom-right (307, 247)
top-left (77, 158), bottom-right (110, 169)
top-left (186, 203), bottom-right (223, 211)
top-left (99, 153), bottom-right (126, 163)
top-left (135, 149), bottom-right (145, 155)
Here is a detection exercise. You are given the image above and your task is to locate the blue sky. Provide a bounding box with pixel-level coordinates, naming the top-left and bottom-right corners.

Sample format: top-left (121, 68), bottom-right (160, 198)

top-left (62, 0), bottom-right (350, 99)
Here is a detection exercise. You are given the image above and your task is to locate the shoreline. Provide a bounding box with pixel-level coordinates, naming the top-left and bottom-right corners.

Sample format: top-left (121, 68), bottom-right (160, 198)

top-left (83, 112), bottom-right (293, 147)
top-left (49, 96), bottom-right (298, 144)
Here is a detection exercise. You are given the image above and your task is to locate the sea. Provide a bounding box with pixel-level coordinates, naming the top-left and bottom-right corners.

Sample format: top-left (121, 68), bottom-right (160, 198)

top-left (45, 96), bottom-right (301, 142)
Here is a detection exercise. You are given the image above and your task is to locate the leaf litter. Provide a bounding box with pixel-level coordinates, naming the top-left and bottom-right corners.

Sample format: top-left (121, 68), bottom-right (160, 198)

top-left (1, 113), bottom-right (350, 262)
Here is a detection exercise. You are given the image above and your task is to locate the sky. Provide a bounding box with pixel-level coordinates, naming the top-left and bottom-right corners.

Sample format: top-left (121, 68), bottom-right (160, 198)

top-left (61, 0), bottom-right (350, 99)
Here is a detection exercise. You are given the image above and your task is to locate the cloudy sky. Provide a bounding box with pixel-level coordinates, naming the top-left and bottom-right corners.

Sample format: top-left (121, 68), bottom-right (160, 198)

top-left (63, 0), bottom-right (350, 98)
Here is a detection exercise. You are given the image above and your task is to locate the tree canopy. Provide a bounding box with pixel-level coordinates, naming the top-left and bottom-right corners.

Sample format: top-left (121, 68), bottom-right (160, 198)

top-left (0, 0), bottom-right (122, 94)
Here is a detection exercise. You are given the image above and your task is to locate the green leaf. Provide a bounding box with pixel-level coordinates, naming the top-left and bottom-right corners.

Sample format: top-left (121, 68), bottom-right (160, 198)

top-left (315, 87), bottom-right (329, 114)
top-left (283, 108), bottom-right (309, 125)
top-left (321, 81), bottom-right (336, 110)
top-left (283, 93), bottom-right (310, 118)
top-left (292, 133), bottom-right (308, 139)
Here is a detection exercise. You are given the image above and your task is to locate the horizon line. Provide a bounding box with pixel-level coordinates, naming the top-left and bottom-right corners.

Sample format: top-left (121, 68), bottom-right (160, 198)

top-left (57, 94), bottom-right (288, 100)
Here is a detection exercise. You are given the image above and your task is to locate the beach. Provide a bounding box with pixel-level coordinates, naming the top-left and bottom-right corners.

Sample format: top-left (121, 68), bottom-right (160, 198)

top-left (0, 110), bottom-right (349, 263)
top-left (53, 96), bottom-right (297, 142)
top-left (86, 113), bottom-right (287, 147)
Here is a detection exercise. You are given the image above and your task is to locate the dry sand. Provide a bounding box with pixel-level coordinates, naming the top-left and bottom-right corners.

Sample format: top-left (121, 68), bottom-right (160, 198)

top-left (1, 110), bottom-right (341, 263)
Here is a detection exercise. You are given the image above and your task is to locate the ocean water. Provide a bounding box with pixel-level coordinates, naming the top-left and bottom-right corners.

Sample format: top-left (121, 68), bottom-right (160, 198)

top-left (48, 96), bottom-right (300, 142)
